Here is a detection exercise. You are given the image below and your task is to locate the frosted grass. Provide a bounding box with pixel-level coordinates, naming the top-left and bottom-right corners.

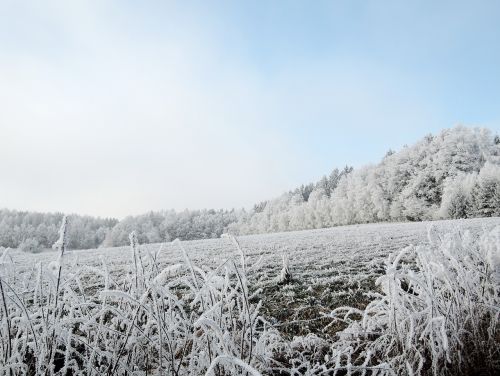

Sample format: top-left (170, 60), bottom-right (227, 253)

top-left (1, 217), bottom-right (499, 375)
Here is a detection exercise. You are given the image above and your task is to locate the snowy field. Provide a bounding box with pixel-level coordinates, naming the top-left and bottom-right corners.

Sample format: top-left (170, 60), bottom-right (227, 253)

top-left (1, 217), bottom-right (499, 374)
top-left (7, 217), bottom-right (500, 334)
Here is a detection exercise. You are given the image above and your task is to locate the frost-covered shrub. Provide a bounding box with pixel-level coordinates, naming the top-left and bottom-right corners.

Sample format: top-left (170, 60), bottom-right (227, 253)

top-left (18, 238), bottom-right (41, 253)
top-left (328, 226), bottom-right (500, 375)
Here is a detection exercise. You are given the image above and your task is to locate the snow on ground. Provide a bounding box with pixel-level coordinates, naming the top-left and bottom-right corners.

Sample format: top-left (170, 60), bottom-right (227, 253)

top-left (6, 217), bottom-right (500, 337)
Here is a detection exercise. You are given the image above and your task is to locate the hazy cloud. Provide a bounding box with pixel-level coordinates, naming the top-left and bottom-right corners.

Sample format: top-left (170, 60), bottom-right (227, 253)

top-left (1, 0), bottom-right (498, 217)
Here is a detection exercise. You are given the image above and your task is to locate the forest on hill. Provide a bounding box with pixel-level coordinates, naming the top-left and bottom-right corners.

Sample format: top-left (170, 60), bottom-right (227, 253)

top-left (229, 126), bottom-right (500, 234)
top-left (1, 126), bottom-right (499, 250)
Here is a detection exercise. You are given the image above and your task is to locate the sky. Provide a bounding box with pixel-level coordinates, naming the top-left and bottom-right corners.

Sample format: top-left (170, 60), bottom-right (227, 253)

top-left (1, 0), bottom-right (500, 219)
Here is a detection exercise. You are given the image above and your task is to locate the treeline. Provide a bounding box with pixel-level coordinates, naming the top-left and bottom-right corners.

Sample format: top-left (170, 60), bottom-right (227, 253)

top-left (99, 170), bottom-right (356, 247)
top-left (2, 126), bottom-right (499, 251)
top-left (250, 166), bottom-right (353, 214)
top-left (0, 210), bottom-right (117, 252)
top-left (228, 126), bottom-right (500, 234)
top-left (102, 209), bottom-right (241, 247)
top-left (0, 208), bottom-right (242, 251)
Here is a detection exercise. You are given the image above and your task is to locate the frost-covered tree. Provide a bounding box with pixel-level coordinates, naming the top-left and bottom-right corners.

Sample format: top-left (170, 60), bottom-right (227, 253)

top-left (233, 126), bottom-right (500, 235)
top-left (470, 162), bottom-right (500, 217)
top-left (103, 209), bottom-right (241, 246)
top-left (2, 126), bottom-right (498, 246)
top-left (0, 209), bottom-right (117, 251)
top-left (439, 173), bottom-right (476, 219)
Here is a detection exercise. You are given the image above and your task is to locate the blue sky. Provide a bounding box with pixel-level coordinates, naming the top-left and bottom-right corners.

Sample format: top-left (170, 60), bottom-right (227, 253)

top-left (1, 0), bottom-right (499, 218)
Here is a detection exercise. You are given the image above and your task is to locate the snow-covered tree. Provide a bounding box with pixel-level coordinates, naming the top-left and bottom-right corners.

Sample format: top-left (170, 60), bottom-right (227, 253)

top-left (233, 126), bottom-right (500, 235)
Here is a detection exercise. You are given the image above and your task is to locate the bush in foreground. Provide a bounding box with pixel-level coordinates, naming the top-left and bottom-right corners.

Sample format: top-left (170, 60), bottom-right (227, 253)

top-left (322, 225), bottom-right (500, 375)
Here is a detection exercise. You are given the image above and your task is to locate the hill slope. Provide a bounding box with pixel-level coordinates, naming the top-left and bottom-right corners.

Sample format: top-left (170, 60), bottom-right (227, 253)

top-left (230, 126), bottom-right (500, 234)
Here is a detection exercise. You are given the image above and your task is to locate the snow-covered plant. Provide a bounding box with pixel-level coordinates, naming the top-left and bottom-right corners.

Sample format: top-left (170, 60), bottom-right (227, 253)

top-left (328, 225), bottom-right (500, 375)
top-left (0, 247), bottom-right (11, 268)
top-left (18, 238), bottom-right (42, 254)
top-left (128, 230), bottom-right (143, 295)
top-left (278, 252), bottom-right (292, 285)
top-left (0, 227), bottom-right (281, 375)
